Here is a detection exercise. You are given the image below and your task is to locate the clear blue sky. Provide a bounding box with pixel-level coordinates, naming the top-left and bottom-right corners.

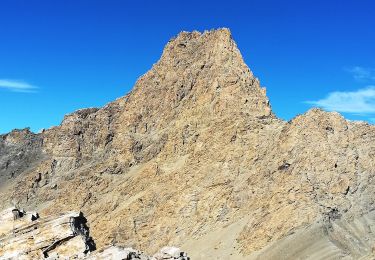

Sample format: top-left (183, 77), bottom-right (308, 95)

top-left (1, 0), bottom-right (375, 134)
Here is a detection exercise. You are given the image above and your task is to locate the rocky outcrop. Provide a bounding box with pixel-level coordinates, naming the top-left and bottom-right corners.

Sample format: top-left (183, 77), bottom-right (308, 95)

top-left (0, 208), bottom-right (189, 260)
top-left (0, 208), bottom-right (95, 259)
top-left (0, 128), bottom-right (43, 182)
top-left (1, 28), bottom-right (375, 259)
top-left (87, 246), bottom-right (189, 260)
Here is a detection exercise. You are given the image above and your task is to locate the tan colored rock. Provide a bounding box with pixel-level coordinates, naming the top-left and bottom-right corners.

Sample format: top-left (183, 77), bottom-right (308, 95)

top-left (86, 245), bottom-right (189, 260)
top-left (1, 28), bottom-right (375, 259)
top-left (0, 208), bottom-right (94, 259)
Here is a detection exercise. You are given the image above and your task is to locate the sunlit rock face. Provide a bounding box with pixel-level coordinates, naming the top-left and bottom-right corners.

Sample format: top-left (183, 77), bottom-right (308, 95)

top-left (0, 208), bottom-right (94, 259)
top-left (1, 28), bottom-right (375, 259)
top-left (0, 208), bottom-right (189, 259)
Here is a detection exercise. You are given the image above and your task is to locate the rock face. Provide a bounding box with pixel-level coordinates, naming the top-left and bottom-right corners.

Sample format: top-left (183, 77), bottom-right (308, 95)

top-left (0, 128), bottom-right (43, 183)
top-left (0, 208), bottom-right (188, 260)
top-left (0, 208), bottom-right (95, 259)
top-left (1, 28), bottom-right (375, 259)
top-left (87, 245), bottom-right (189, 259)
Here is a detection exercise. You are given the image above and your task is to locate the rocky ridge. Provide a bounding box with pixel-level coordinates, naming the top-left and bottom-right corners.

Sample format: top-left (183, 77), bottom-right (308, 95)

top-left (0, 128), bottom-right (43, 185)
top-left (0, 28), bottom-right (375, 259)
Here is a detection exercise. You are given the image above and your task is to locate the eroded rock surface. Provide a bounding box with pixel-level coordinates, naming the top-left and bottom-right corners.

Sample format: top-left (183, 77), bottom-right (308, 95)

top-left (0, 208), bottom-right (94, 259)
top-left (0, 208), bottom-right (188, 260)
top-left (0, 128), bottom-right (43, 183)
top-left (1, 28), bottom-right (375, 259)
top-left (86, 245), bottom-right (189, 260)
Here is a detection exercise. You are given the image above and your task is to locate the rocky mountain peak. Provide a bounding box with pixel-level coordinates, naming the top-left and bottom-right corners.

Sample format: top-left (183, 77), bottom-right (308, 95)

top-left (2, 28), bottom-right (375, 259)
top-left (126, 28), bottom-right (273, 132)
top-left (160, 28), bottom-right (236, 65)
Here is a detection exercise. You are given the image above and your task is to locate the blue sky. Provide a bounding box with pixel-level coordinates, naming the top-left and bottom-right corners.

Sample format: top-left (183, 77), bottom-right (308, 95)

top-left (1, 0), bottom-right (375, 134)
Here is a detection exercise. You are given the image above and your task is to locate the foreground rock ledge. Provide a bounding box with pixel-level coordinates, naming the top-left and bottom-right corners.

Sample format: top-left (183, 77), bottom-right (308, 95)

top-left (0, 208), bottom-right (189, 259)
top-left (0, 208), bottom-right (95, 259)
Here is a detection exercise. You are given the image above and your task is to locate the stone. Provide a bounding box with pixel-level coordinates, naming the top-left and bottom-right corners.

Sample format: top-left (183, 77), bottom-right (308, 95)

top-left (86, 245), bottom-right (190, 260)
top-left (1, 28), bottom-right (375, 259)
top-left (0, 208), bottom-right (95, 259)
top-left (153, 246), bottom-right (189, 259)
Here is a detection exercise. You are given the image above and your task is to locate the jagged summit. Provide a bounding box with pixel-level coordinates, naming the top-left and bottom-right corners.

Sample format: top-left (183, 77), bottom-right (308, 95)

top-left (1, 29), bottom-right (375, 259)
top-left (160, 28), bottom-right (240, 67)
top-left (161, 28), bottom-right (237, 65)
top-left (128, 28), bottom-right (273, 124)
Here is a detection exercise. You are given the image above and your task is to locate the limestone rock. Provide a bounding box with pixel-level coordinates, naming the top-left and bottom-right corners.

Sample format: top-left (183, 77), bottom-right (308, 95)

top-left (153, 246), bottom-right (189, 259)
top-left (0, 208), bottom-right (95, 259)
top-left (85, 246), bottom-right (149, 260)
top-left (87, 246), bottom-right (189, 260)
